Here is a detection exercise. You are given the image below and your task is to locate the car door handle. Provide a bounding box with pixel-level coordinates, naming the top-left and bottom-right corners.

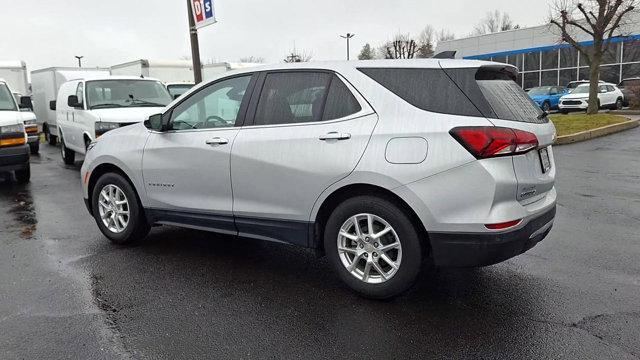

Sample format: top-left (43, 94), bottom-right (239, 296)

top-left (319, 132), bottom-right (351, 141)
top-left (205, 137), bottom-right (229, 145)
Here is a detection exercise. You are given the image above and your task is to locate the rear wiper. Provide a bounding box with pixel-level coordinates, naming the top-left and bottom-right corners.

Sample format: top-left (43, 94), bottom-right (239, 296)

top-left (90, 103), bottom-right (124, 109)
top-left (537, 111), bottom-right (548, 120)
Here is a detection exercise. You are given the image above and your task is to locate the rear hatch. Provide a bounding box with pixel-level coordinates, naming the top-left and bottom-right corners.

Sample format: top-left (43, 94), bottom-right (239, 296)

top-left (440, 61), bottom-right (556, 204)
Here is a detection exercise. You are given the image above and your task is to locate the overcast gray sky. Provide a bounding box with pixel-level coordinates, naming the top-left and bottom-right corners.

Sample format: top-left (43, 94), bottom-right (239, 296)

top-left (1, 0), bottom-right (553, 70)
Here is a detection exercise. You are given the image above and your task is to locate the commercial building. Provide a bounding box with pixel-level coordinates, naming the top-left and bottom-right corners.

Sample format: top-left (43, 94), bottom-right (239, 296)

top-left (436, 15), bottom-right (640, 89)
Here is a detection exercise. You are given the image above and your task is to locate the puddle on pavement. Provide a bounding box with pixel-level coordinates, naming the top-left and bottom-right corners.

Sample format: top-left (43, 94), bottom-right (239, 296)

top-left (2, 182), bottom-right (38, 239)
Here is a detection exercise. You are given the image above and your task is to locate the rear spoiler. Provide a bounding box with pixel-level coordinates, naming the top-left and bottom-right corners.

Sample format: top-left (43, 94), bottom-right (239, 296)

top-left (433, 51), bottom-right (457, 59)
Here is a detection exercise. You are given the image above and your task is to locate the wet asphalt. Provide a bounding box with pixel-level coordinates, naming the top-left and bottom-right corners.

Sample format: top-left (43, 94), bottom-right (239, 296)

top-left (1, 127), bottom-right (639, 360)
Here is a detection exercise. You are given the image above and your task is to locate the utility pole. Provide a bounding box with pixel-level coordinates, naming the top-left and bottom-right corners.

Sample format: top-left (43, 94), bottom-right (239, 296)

top-left (340, 33), bottom-right (355, 60)
top-left (187, 0), bottom-right (203, 84)
top-left (75, 56), bottom-right (84, 68)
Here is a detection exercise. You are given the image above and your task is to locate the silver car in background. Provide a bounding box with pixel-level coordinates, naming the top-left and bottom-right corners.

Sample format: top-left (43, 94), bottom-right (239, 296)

top-left (81, 60), bottom-right (557, 299)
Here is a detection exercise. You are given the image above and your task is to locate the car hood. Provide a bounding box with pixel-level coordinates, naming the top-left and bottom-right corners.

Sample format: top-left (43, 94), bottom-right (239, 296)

top-left (90, 107), bottom-right (165, 123)
top-left (561, 93), bottom-right (589, 100)
top-left (0, 110), bottom-right (24, 126)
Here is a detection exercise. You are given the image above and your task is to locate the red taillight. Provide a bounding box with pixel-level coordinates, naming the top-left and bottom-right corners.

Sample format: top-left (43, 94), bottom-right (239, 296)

top-left (485, 219), bottom-right (522, 230)
top-left (449, 126), bottom-right (538, 159)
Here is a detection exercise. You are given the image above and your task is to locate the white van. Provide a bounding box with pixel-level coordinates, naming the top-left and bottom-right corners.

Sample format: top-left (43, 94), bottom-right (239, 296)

top-left (56, 76), bottom-right (172, 164)
top-left (0, 80), bottom-right (30, 183)
top-left (31, 67), bottom-right (110, 145)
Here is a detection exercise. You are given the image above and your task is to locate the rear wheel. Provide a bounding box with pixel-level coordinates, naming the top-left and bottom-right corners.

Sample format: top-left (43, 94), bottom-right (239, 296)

top-left (324, 196), bottom-right (423, 299)
top-left (15, 166), bottom-right (30, 184)
top-left (60, 133), bottom-right (75, 165)
top-left (29, 142), bottom-right (39, 155)
top-left (541, 101), bottom-right (551, 113)
top-left (44, 124), bottom-right (57, 145)
top-left (615, 98), bottom-right (623, 110)
top-left (91, 172), bottom-right (150, 245)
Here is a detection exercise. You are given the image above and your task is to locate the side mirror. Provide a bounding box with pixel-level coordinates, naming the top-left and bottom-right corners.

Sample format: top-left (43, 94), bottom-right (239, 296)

top-left (49, 100), bottom-right (57, 111)
top-left (144, 113), bottom-right (166, 132)
top-left (67, 95), bottom-right (83, 109)
top-left (19, 96), bottom-right (33, 110)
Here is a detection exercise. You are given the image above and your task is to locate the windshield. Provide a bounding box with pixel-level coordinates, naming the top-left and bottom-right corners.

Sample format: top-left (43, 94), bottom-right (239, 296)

top-left (572, 85), bottom-right (590, 94)
top-left (0, 83), bottom-right (18, 111)
top-left (167, 84), bottom-right (194, 98)
top-left (527, 86), bottom-right (552, 96)
top-left (619, 79), bottom-right (640, 88)
top-left (86, 80), bottom-right (172, 109)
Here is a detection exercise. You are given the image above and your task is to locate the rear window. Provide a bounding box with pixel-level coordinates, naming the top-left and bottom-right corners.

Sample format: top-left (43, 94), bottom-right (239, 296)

top-left (359, 66), bottom-right (545, 123)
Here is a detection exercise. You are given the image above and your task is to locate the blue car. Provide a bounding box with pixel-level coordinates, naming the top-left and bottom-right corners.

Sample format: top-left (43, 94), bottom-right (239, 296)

top-left (527, 86), bottom-right (567, 112)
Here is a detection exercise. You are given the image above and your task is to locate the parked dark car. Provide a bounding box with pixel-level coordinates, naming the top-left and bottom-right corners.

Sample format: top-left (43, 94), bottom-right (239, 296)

top-left (618, 78), bottom-right (640, 107)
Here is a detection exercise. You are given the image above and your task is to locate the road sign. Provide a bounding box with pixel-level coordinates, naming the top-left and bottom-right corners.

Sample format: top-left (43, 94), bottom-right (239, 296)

top-left (190, 0), bottom-right (216, 30)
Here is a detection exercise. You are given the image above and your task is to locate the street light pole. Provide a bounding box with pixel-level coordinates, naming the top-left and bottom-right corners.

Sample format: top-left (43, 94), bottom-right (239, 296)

top-left (187, 0), bottom-right (203, 84)
top-left (75, 56), bottom-right (84, 68)
top-left (340, 33), bottom-right (355, 60)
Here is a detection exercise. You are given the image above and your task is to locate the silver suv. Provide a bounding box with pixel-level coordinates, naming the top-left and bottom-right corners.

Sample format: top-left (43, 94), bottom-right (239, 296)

top-left (81, 60), bottom-right (557, 299)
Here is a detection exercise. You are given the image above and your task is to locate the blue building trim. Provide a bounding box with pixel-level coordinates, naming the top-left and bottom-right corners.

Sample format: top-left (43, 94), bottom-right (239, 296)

top-left (463, 34), bottom-right (640, 60)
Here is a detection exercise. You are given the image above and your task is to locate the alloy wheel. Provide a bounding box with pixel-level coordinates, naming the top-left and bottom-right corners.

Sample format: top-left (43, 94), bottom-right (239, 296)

top-left (337, 213), bottom-right (402, 284)
top-left (98, 184), bottom-right (130, 233)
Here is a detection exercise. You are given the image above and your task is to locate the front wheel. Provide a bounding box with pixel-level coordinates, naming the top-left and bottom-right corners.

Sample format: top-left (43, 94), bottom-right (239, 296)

top-left (29, 142), bottom-right (40, 155)
top-left (60, 133), bottom-right (75, 165)
top-left (91, 172), bottom-right (150, 245)
top-left (615, 98), bottom-right (623, 110)
top-left (541, 101), bottom-right (551, 113)
top-left (324, 196), bottom-right (423, 299)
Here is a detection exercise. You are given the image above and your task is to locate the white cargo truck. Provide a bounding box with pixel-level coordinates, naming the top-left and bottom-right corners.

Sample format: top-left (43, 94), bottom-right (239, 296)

top-left (0, 61), bottom-right (29, 97)
top-left (110, 59), bottom-right (194, 84)
top-left (202, 62), bottom-right (262, 80)
top-left (31, 67), bottom-right (109, 145)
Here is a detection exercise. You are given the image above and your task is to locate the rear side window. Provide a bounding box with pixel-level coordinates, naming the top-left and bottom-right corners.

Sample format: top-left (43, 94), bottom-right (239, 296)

top-left (254, 72), bottom-right (331, 126)
top-left (323, 76), bottom-right (361, 120)
top-left (358, 68), bottom-right (482, 117)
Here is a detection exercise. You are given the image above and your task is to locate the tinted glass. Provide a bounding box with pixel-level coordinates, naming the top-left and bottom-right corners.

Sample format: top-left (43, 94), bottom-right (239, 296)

top-left (507, 54), bottom-right (523, 71)
top-left (559, 68), bottom-right (577, 86)
top-left (541, 49), bottom-right (558, 70)
top-left (560, 47), bottom-right (578, 68)
top-left (86, 80), bottom-right (172, 109)
top-left (171, 75), bottom-right (251, 130)
top-left (541, 70), bottom-right (558, 86)
top-left (322, 76), bottom-right (361, 120)
top-left (579, 67), bottom-right (590, 80)
top-left (527, 86), bottom-right (552, 96)
top-left (254, 72), bottom-right (331, 126)
top-left (523, 72), bottom-right (539, 89)
top-left (359, 68), bottom-right (482, 117)
top-left (524, 51), bottom-right (540, 71)
top-left (600, 65), bottom-right (620, 84)
top-left (0, 83), bottom-right (17, 111)
top-left (623, 40), bottom-right (640, 63)
top-left (602, 43), bottom-right (621, 64)
top-left (492, 56), bottom-right (507, 64)
top-left (622, 63), bottom-right (640, 79)
top-left (167, 84), bottom-right (194, 98)
top-left (477, 80), bottom-right (543, 123)
top-left (619, 78), bottom-right (640, 87)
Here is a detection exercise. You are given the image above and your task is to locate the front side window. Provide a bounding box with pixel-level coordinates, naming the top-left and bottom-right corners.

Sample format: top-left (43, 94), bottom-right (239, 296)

top-left (0, 84), bottom-right (17, 111)
top-left (76, 83), bottom-right (85, 107)
top-left (86, 80), bottom-right (172, 110)
top-left (254, 72), bottom-right (332, 126)
top-left (170, 75), bottom-right (251, 130)
top-left (167, 84), bottom-right (194, 98)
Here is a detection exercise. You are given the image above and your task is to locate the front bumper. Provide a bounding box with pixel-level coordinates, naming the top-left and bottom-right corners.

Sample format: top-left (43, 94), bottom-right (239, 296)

top-left (0, 145), bottom-right (30, 172)
top-left (429, 205), bottom-right (556, 267)
top-left (559, 99), bottom-right (588, 110)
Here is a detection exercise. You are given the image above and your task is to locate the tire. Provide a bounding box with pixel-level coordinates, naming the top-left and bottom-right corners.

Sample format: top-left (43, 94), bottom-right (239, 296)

top-left (15, 166), bottom-right (30, 184)
top-left (560, 109), bottom-right (568, 115)
top-left (60, 133), bottom-right (75, 165)
top-left (44, 125), bottom-right (57, 146)
top-left (615, 98), bottom-right (623, 110)
top-left (324, 195), bottom-right (423, 299)
top-left (29, 142), bottom-right (39, 155)
top-left (91, 172), bottom-right (150, 245)
top-left (541, 101), bottom-right (551, 113)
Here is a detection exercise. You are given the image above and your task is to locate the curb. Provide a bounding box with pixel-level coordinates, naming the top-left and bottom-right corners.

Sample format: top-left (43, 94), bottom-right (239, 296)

top-left (610, 110), bottom-right (640, 116)
top-left (555, 119), bottom-right (639, 145)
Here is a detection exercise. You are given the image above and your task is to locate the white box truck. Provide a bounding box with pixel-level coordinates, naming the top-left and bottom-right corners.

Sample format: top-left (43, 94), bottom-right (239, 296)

top-left (202, 62), bottom-right (262, 80)
top-left (31, 67), bottom-right (109, 145)
top-left (0, 61), bottom-right (30, 97)
top-left (110, 59), bottom-right (194, 84)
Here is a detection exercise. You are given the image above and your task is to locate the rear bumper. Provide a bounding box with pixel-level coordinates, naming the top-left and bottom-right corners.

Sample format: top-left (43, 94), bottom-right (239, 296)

top-left (0, 145), bottom-right (30, 172)
top-left (429, 205), bottom-right (556, 267)
top-left (27, 135), bottom-right (39, 144)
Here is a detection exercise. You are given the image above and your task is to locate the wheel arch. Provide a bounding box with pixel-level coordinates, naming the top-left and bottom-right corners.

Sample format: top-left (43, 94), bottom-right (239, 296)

top-left (312, 183), bottom-right (430, 257)
top-left (88, 163), bottom-right (141, 215)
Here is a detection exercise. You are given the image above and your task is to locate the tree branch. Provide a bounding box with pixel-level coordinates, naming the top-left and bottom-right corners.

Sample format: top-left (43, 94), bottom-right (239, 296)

top-left (606, 5), bottom-right (635, 39)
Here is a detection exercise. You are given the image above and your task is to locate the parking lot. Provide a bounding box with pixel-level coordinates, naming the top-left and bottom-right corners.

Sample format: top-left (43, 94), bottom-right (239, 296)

top-left (0, 126), bottom-right (638, 359)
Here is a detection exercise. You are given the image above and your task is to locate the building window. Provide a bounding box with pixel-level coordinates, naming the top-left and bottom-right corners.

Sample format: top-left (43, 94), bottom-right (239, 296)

top-left (523, 72), bottom-right (539, 89)
top-left (602, 43), bottom-right (621, 65)
top-left (560, 47), bottom-right (578, 68)
top-left (508, 54), bottom-right (523, 71)
top-left (600, 65), bottom-right (621, 83)
top-left (492, 55), bottom-right (507, 64)
top-left (559, 68), bottom-right (577, 86)
top-left (622, 63), bottom-right (640, 81)
top-left (524, 51), bottom-right (541, 71)
top-left (541, 49), bottom-right (559, 70)
top-left (579, 67), bottom-right (590, 80)
top-left (622, 40), bottom-right (640, 63)
top-left (541, 70), bottom-right (558, 86)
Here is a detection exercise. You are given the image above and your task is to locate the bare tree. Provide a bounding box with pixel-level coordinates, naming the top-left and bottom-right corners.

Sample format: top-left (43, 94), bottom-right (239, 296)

top-left (473, 10), bottom-right (519, 35)
top-left (383, 33), bottom-right (418, 59)
top-left (239, 56), bottom-right (265, 63)
top-left (550, 0), bottom-right (637, 114)
top-left (284, 49), bottom-right (313, 63)
top-left (358, 43), bottom-right (376, 60)
top-left (416, 25), bottom-right (436, 58)
top-left (437, 29), bottom-right (456, 42)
